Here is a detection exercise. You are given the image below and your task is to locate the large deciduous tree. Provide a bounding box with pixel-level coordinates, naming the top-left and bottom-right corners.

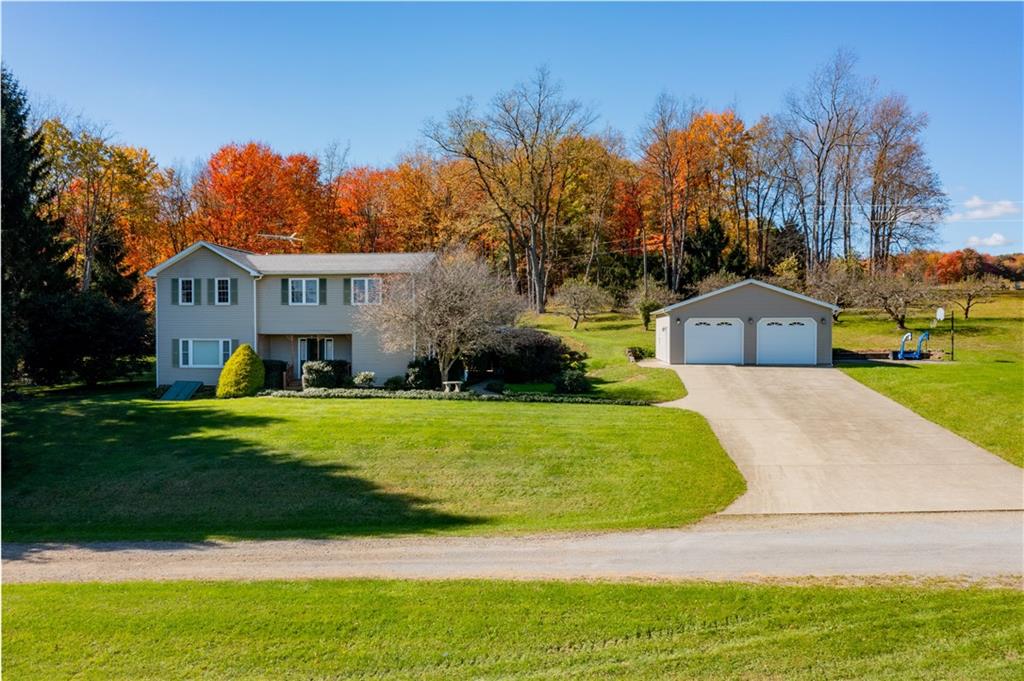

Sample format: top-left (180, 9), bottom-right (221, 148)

top-left (427, 67), bottom-right (593, 312)
top-left (358, 250), bottom-right (524, 381)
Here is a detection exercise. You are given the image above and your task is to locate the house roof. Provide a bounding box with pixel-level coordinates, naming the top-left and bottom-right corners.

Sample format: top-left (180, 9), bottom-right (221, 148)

top-left (146, 241), bottom-right (433, 278)
top-left (243, 252), bottom-right (433, 275)
top-left (653, 278), bottom-right (839, 315)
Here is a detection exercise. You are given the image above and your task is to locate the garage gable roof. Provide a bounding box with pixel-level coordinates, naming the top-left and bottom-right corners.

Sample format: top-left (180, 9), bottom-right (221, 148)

top-left (654, 278), bottom-right (839, 315)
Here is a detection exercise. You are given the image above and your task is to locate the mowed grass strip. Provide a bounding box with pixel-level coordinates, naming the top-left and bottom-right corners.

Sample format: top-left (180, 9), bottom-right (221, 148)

top-left (1, 393), bottom-right (742, 541)
top-left (4, 580), bottom-right (1022, 680)
top-left (836, 292), bottom-right (1023, 466)
top-left (521, 312), bottom-right (685, 403)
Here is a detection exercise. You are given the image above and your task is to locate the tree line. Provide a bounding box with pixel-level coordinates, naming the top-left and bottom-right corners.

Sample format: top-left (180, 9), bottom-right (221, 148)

top-left (15, 51), bottom-right (987, 315)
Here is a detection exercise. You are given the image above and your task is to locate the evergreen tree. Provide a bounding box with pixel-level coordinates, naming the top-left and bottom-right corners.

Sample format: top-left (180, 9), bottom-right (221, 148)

top-left (1, 67), bottom-right (74, 382)
top-left (90, 215), bottom-right (142, 305)
top-left (683, 218), bottom-right (750, 285)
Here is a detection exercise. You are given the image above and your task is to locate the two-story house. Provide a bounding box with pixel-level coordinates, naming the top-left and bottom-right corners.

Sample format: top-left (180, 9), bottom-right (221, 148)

top-left (146, 241), bottom-right (431, 386)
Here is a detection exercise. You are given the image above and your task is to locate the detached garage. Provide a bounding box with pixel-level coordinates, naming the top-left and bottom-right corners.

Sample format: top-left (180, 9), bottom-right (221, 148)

top-left (653, 279), bottom-right (837, 366)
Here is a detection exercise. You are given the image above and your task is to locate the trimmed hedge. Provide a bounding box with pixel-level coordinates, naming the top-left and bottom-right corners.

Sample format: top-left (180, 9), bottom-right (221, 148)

top-left (262, 360), bottom-right (288, 389)
top-left (216, 344), bottom-right (265, 398)
top-left (257, 387), bottom-right (647, 406)
top-left (302, 361), bottom-right (336, 389)
top-left (468, 327), bottom-right (579, 382)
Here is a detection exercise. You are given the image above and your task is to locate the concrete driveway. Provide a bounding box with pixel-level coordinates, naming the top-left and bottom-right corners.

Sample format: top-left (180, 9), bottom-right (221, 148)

top-left (651, 363), bottom-right (1024, 514)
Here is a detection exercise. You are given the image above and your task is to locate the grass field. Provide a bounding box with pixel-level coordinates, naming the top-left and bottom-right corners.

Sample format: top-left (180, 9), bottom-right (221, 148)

top-left (1, 393), bottom-right (742, 541)
top-left (5, 580), bottom-right (1021, 680)
top-left (516, 312), bottom-right (685, 403)
top-left (836, 292), bottom-right (1023, 466)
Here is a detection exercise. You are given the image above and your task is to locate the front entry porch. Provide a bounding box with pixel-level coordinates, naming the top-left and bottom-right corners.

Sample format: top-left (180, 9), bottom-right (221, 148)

top-left (257, 334), bottom-right (353, 383)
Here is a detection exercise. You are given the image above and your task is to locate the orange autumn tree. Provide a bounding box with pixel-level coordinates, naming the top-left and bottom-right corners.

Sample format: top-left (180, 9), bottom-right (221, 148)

top-left (333, 166), bottom-right (400, 252)
top-left (193, 142), bottom-right (326, 253)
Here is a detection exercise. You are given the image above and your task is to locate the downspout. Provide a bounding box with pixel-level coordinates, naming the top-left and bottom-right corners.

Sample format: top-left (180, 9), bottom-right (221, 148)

top-left (153, 277), bottom-right (159, 386)
top-left (253, 275), bottom-right (262, 350)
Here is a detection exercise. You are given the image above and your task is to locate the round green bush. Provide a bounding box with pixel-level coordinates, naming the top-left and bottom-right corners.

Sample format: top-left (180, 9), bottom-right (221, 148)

top-left (383, 375), bottom-right (407, 391)
top-left (216, 344), bottom-right (266, 398)
top-left (553, 368), bottom-right (590, 394)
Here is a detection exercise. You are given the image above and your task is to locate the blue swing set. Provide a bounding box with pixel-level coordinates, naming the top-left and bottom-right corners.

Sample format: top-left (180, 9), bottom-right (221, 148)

top-left (897, 331), bottom-right (930, 360)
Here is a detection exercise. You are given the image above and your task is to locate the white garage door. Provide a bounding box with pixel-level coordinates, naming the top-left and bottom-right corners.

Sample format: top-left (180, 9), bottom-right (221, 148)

top-left (757, 318), bottom-right (817, 365)
top-left (684, 318), bottom-right (744, 364)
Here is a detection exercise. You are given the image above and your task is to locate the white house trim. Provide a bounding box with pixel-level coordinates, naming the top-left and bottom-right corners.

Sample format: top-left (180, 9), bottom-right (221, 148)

top-left (145, 241), bottom-right (261, 278)
top-left (654, 278), bottom-right (839, 316)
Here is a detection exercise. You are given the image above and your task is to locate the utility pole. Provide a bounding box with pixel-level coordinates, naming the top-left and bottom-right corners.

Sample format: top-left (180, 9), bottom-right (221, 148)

top-left (950, 310), bottom-right (955, 362)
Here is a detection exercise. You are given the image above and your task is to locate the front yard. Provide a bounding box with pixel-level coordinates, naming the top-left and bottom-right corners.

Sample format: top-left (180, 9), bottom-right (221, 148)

top-left (5, 580), bottom-right (1021, 679)
top-left (2, 392), bottom-right (742, 541)
top-left (836, 292), bottom-right (1023, 466)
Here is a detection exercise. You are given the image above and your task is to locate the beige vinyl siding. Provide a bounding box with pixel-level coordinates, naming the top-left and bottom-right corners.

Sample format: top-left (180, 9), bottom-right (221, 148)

top-left (257, 275), bottom-right (412, 380)
top-left (661, 285), bottom-right (833, 366)
top-left (155, 248), bottom-right (256, 385)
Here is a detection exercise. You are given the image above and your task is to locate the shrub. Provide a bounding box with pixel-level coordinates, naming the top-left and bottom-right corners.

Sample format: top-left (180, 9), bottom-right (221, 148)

top-left (406, 356), bottom-right (442, 390)
top-left (216, 344), bottom-right (265, 398)
top-left (554, 368), bottom-right (590, 394)
top-left (468, 327), bottom-right (576, 382)
top-left (626, 346), bottom-right (654, 360)
top-left (302, 360), bottom-right (336, 389)
top-left (258, 387), bottom-right (646, 406)
top-left (326, 359), bottom-right (353, 387)
top-left (354, 371), bottom-right (376, 387)
top-left (262, 360), bottom-right (288, 389)
top-left (383, 375), bottom-right (407, 391)
top-left (484, 380), bottom-right (506, 394)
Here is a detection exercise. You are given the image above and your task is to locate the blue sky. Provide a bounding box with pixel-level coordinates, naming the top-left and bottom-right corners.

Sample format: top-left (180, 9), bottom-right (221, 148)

top-left (3, 2), bottom-right (1021, 253)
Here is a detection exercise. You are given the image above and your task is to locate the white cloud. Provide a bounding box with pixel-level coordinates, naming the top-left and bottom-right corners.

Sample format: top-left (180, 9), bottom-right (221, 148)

top-left (949, 196), bottom-right (1021, 222)
top-left (966, 233), bottom-right (1009, 248)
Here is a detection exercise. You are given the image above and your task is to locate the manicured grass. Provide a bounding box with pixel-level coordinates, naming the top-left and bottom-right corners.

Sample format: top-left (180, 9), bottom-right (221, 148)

top-left (5, 580), bottom-right (1021, 679)
top-left (1, 392), bottom-right (742, 541)
top-left (522, 311), bottom-right (685, 403)
top-left (836, 292), bottom-right (1023, 466)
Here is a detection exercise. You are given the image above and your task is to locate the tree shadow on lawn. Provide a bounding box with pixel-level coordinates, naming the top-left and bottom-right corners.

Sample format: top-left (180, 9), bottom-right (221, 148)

top-left (2, 394), bottom-right (481, 554)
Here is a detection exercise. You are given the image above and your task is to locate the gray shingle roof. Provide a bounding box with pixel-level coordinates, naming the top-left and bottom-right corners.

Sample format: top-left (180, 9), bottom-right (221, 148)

top-left (146, 241), bottom-right (434, 278)
top-left (241, 252), bottom-right (434, 275)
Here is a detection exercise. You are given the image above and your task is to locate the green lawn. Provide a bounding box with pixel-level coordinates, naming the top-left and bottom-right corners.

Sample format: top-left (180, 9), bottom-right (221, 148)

top-left (520, 312), bottom-right (685, 403)
top-left (1, 392), bottom-right (742, 541)
top-left (5, 580), bottom-right (1021, 679)
top-left (836, 292), bottom-right (1023, 466)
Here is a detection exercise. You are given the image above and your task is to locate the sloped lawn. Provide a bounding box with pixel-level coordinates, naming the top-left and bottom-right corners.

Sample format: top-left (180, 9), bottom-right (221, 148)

top-left (518, 312), bottom-right (685, 403)
top-left (2, 392), bottom-right (742, 541)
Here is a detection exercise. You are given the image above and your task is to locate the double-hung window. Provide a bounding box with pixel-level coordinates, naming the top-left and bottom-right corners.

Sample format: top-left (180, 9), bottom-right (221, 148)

top-left (352, 277), bottom-right (381, 305)
top-left (179, 278), bottom-right (194, 305)
top-left (180, 339), bottom-right (232, 368)
top-left (289, 278), bottom-right (319, 305)
top-left (215, 278), bottom-right (230, 305)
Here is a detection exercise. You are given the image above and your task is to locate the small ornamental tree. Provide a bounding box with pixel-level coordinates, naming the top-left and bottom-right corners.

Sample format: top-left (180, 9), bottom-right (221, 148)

top-left (856, 271), bottom-right (933, 329)
top-left (551, 278), bottom-right (612, 329)
top-left (944, 274), bottom-right (1003, 319)
top-left (628, 280), bottom-right (677, 330)
top-left (358, 250), bottom-right (524, 382)
top-left (216, 344), bottom-right (265, 398)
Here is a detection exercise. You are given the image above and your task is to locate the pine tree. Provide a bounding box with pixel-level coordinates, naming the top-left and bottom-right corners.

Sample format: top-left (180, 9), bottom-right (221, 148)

top-left (1, 67), bottom-right (75, 382)
top-left (90, 215), bottom-right (142, 305)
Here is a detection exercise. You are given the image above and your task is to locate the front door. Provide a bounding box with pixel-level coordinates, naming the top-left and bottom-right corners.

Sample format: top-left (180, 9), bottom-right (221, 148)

top-left (297, 337), bottom-right (334, 377)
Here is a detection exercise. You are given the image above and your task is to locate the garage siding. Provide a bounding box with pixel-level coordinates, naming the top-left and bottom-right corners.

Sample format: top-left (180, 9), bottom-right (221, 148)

top-left (659, 284), bottom-right (832, 366)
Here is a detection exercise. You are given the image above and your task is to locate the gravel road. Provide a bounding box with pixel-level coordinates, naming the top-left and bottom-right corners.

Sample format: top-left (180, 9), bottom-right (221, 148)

top-left (5, 512), bottom-right (1021, 584)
